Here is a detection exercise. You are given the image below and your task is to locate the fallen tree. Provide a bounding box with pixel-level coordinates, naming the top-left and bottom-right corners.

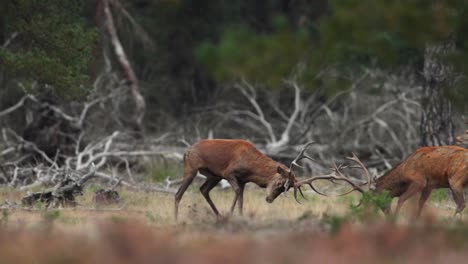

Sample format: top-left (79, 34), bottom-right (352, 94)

top-left (21, 165), bottom-right (97, 208)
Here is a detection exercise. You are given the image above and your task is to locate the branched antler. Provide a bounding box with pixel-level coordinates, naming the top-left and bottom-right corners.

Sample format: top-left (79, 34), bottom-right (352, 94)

top-left (293, 152), bottom-right (375, 201)
top-left (287, 141), bottom-right (318, 203)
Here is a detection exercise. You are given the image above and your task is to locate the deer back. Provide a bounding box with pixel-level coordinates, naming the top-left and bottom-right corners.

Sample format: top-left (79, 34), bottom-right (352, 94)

top-left (186, 139), bottom-right (282, 178)
top-left (375, 146), bottom-right (468, 196)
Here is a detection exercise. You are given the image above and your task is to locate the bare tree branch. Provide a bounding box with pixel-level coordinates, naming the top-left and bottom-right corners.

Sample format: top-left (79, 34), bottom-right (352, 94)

top-left (0, 95), bottom-right (37, 118)
top-left (102, 0), bottom-right (146, 133)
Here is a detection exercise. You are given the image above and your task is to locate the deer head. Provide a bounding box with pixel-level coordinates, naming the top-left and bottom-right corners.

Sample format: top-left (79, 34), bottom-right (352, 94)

top-left (265, 142), bottom-right (316, 203)
top-left (265, 166), bottom-right (291, 203)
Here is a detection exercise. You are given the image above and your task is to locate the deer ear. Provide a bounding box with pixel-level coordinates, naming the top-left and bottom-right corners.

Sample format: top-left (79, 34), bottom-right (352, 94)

top-left (277, 166), bottom-right (287, 176)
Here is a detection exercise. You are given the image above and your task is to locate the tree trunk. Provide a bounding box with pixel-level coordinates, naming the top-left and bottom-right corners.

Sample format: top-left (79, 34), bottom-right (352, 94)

top-left (100, 0), bottom-right (146, 136)
top-left (420, 41), bottom-right (456, 146)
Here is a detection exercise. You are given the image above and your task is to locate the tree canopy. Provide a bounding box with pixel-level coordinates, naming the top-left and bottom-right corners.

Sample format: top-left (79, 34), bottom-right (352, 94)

top-left (0, 0), bottom-right (96, 98)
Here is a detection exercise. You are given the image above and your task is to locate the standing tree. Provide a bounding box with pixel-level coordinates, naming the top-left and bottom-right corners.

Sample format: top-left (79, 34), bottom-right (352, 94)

top-left (0, 0), bottom-right (96, 158)
top-left (96, 0), bottom-right (146, 135)
top-left (0, 0), bottom-right (96, 98)
top-left (317, 0), bottom-right (468, 146)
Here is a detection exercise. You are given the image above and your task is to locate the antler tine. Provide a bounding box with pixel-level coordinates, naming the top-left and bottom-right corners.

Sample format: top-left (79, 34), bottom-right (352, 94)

top-left (345, 152), bottom-right (372, 190)
top-left (289, 141), bottom-right (316, 171)
top-left (288, 141), bottom-right (317, 203)
top-left (293, 162), bottom-right (366, 197)
top-left (292, 155), bottom-right (370, 199)
top-left (293, 186), bottom-right (302, 204)
top-left (330, 162), bottom-right (366, 193)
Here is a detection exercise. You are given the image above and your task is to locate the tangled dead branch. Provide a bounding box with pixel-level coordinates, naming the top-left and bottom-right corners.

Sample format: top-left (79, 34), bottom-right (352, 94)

top-left (229, 78), bottom-right (304, 155)
top-left (21, 165), bottom-right (97, 208)
top-left (0, 89), bottom-right (180, 194)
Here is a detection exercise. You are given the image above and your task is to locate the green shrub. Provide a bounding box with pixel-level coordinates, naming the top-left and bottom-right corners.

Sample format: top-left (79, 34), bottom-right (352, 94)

top-left (145, 164), bottom-right (181, 183)
top-left (430, 189), bottom-right (448, 203)
top-left (322, 214), bottom-right (349, 234)
top-left (348, 191), bottom-right (392, 221)
top-left (42, 210), bottom-right (61, 222)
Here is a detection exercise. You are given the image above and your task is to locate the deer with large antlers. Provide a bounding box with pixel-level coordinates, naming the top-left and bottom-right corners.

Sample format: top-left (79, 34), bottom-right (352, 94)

top-left (295, 145), bottom-right (468, 217)
top-left (174, 139), bottom-right (317, 219)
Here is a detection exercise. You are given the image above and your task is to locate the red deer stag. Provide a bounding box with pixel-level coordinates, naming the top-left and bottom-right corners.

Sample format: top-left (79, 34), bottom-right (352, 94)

top-left (174, 139), bottom-right (316, 219)
top-left (294, 146), bottom-right (468, 217)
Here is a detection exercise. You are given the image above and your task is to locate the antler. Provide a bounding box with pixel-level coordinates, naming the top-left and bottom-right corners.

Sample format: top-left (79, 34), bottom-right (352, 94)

top-left (286, 142), bottom-right (317, 203)
top-left (345, 152), bottom-right (373, 191)
top-left (288, 142), bottom-right (317, 171)
top-left (293, 152), bottom-right (373, 200)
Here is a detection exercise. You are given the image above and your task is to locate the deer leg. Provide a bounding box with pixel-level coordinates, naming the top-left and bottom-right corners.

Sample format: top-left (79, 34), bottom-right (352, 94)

top-left (395, 181), bottom-right (425, 215)
top-left (450, 185), bottom-right (465, 217)
top-left (449, 175), bottom-right (468, 217)
top-left (199, 177), bottom-right (222, 217)
top-left (237, 182), bottom-right (246, 216)
top-left (227, 176), bottom-right (241, 215)
top-left (416, 186), bottom-right (433, 218)
top-left (174, 168), bottom-right (197, 220)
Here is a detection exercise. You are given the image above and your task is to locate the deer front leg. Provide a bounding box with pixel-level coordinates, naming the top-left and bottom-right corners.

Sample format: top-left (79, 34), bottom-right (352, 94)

top-left (395, 181), bottom-right (425, 215)
top-left (200, 177), bottom-right (222, 217)
top-left (174, 168), bottom-right (197, 220)
top-left (416, 186), bottom-right (433, 218)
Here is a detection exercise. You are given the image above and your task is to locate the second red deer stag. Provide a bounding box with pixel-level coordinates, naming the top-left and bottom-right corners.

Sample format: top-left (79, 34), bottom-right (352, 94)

top-left (174, 139), bottom-right (315, 219)
top-left (295, 146), bottom-right (468, 217)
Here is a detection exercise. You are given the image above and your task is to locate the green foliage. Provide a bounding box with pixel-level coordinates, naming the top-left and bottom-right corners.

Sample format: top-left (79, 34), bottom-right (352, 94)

top-left (430, 189), bottom-right (448, 203)
top-left (1, 210), bottom-right (8, 227)
top-left (34, 200), bottom-right (46, 210)
top-left (111, 215), bottom-right (127, 223)
top-left (317, 0), bottom-right (468, 110)
top-left (0, 0), bottom-right (96, 98)
top-left (322, 214), bottom-right (348, 234)
top-left (296, 210), bottom-right (313, 222)
top-left (348, 191), bottom-right (392, 221)
top-left (42, 210), bottom-right (61, 222)
top-left (322, 191), bottom-right (392, 233)
top-left (145, 211), bottom-right (162, 224)
top-left (319, 0), bottom-right (465, 65)
top-left (59, 215), bottom-right (81, 226)
top-left (145, 164), bottom-right (181, 183)
top-left (196, 16), bottom-right (315, 88)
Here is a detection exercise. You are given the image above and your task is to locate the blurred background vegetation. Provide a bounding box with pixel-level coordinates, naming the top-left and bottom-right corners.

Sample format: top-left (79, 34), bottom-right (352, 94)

top-left (0, 0), bottom-right (467, 170)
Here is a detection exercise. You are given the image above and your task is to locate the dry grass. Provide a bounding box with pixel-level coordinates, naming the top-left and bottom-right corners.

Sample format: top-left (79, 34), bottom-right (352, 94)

top-left (0, 183), bottom-right (461, 230)
top-left (0, 184), bottom-right (466, 263)
top-left (0, 184), bottom-right (350, 230)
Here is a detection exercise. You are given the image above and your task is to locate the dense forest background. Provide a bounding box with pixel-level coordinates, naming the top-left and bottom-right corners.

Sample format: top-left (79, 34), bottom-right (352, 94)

top-left (0, 0), bottom-right (467, 186)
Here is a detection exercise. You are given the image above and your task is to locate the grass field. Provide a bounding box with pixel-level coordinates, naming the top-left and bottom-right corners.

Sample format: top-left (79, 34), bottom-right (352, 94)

top-left (0, 183), bottom-right (467, 263)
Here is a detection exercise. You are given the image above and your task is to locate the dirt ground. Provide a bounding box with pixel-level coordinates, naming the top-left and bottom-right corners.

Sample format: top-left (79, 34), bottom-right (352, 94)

top-left (0, 185), bottom-right (467, 263)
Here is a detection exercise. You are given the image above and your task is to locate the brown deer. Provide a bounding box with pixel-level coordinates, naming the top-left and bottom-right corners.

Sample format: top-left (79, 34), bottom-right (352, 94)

top-left (174, 139), bottom-right (315, 219)
top-left (294, 146), bottom-right (468, 217)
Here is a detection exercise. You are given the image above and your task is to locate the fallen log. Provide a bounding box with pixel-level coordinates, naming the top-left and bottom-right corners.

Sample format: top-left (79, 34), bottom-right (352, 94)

top-left (21, 166), bottom-right (96, 208)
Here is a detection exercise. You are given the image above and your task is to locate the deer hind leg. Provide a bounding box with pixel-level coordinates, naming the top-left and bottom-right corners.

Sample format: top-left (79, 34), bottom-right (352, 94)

top-left (395, 181), bottom-right (425, 215)
top-left (174, 166), bottom-right (197, 220)
top-left (199, 176), bottom-right (222, 217)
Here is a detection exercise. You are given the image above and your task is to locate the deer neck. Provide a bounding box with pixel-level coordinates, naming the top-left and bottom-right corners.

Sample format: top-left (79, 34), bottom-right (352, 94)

top-left (250, 159), bottom-right (284, 188)
top-left (373, 168), bottom-right (402, 197)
